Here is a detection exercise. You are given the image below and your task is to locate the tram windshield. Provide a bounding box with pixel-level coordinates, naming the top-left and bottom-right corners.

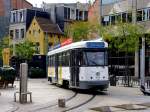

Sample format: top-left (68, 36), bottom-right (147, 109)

top-left (78, 50), bottom-right (108, 66)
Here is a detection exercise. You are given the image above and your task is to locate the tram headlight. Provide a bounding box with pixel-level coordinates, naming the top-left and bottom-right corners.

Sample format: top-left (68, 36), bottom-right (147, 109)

top-left (96, 72), bottom-right (100, 76)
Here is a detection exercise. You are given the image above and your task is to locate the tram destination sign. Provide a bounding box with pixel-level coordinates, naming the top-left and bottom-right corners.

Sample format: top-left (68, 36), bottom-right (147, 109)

top-left (86, 42), bottom-right (105, 48)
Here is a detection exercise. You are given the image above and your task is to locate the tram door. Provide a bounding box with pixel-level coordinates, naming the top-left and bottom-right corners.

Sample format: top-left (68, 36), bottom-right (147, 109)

top-left (70, 50), bottom-right (80, 87)
top-left (55, 55), bottom-right (59, 83)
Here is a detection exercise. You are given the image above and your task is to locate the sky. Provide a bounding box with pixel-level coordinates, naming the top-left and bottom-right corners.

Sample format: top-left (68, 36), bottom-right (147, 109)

top-left (27, 0), bottom-right (89, 7)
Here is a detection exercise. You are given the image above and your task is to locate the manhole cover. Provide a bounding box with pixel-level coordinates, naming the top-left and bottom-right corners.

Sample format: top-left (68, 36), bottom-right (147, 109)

top-left (114, 104), bottom-right (146, 110)
top-left (90, 106), bottom-right (112, 112)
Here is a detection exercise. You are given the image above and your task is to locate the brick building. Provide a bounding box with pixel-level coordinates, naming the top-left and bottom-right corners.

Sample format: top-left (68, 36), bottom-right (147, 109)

top-left (88, 0), bottom-right (101, 24)
top-left (11, 0), bottom-right (32, 10)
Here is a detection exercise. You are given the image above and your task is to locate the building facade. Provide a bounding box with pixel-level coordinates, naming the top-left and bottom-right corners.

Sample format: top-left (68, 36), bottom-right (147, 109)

top-left (42, 2), bottom-right (89, 32)
top-left (9, 9), bottom-right (50, 45)
top-left (26, 17), bottom-right (65, 55)
top-left (0, 0), bottom-right (32, 38)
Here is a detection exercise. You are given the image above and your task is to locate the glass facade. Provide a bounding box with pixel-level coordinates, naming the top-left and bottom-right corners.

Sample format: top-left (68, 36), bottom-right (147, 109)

top-left (102, 0), bottom-right (122, 5)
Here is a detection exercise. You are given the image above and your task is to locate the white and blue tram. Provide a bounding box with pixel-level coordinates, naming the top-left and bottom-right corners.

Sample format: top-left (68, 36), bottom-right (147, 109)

top-left (47, 40), bottom-right (109, 90)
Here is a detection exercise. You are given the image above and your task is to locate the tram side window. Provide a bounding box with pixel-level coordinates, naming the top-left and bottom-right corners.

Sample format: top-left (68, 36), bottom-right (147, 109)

top-left (58, 54), bottom-right (62, 66)
top-left (52, 55), bottom-right (55, 66)
top-left (48, 56), bottom-right (50, 66)
top-left (62, 53), bottom-right (66, 66)
top-left (66, 52), bottom-right (70, 66)
top-left (105, 52), bottom-right (108, 65)
top-left (50, 56), bottom-right (52, 66)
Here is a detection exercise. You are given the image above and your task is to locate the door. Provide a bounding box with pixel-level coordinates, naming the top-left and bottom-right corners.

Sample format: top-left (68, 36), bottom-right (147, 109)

top-left (55, 55), bottom-right (58, 83)
top-left (70, 50), bottom-right (80, 87)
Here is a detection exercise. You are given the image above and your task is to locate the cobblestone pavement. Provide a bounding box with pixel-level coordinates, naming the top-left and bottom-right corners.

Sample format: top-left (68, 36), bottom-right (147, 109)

top-left (0, 79), bottom-right (150, 112)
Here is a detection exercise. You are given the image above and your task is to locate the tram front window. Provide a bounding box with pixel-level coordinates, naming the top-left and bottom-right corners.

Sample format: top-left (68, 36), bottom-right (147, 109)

top-left (83, 51), bottom-right (107, 66)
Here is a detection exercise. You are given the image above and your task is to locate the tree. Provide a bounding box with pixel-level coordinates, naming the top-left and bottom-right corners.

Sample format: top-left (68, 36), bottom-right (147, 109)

top-left (100, 22), bottom-right (145, 86)
top-left (100, 23), bottom-right (144, 52)
top-left (65, 21), bottom-right (99, 42)
top-left (15, 41), bottom-right (35, 60)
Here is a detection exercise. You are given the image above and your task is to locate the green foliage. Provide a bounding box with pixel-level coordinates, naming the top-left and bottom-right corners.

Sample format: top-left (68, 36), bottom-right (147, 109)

top-left (65, 21), bottom-right (98, 42)
top-left (100, 23), bottom-right (144, 52)
top-left (15, 41), bottom-right (35, 60)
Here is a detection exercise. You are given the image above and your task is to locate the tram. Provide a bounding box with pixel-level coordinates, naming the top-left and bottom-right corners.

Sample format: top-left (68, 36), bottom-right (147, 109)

top-left (47, 40), bottom-right (109, 90)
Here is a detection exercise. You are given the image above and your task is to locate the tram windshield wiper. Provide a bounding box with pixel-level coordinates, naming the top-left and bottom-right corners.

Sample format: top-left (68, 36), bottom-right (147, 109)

top-left (88, 60), bottom-right (99, 66)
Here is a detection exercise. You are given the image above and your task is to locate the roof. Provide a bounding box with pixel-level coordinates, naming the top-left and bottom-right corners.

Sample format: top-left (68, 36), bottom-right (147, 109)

top-left (48, 39), bottom-right (108, 56)
top-left (24, 0), bottom-right (33, 6)
top-left (35, 17), bottom-right (63, 35)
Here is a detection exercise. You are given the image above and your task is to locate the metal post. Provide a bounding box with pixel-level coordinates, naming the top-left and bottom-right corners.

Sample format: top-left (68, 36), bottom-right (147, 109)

top-left (19, 63), bottom-right (28, 103)
top-left (141, 37), bottom-right (145, 86)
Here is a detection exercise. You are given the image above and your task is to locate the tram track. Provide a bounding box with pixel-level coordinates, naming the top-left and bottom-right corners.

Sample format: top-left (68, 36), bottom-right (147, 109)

top-left (62, 94), bottom-right (96, 112)
top-left (33, 89), bottom-right (103, 112)
top-left (33, 91), bottom-right (97, 112)
top-left (32, 92), bottom-right (78, 112)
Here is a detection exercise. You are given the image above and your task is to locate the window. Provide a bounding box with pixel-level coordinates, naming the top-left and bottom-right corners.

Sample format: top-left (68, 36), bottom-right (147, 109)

top-left (64, 7), bottom-right (70, 19)
top-left (29, 30), bottom-right (31, 34)
top-left (19, 12), bottom-right (23, 22)
top-left (143, 9), bottom-right (148, 21)
top-left (21, 29), bottom-right (24, 38)
top-left (64, 7), bottom-right (68, 19)
top-left (148, 8), bottom-right (150, 20)
top-left (76, 9), bottom-right (79, 20)
top-left (79, 11), bottom-right (83, 20)
top-left (62, 53), bottom-right (66, 66)
top-left (127, 13), bottom-right (132, 22)
top-left (116, 14), bottom-right (121, 22)
top-left (65, 52), bottom-right (70, 66)
top-left (110, 15), bottom-right (115, 25)
top-left (122, 13), bottom-right (127, 22)
top-left (68, 8), bottom-right (70, 19)
top-left (10, 30), bottom-right (14, 39)
top-left (85, 52), bottom-right (106, 66)
top-left (35, 42), bottom-right (40, 54)
top-left (84, 11), bottom-right (88, 21)
top-left (15, 29), bottom-right (19, 39)
top-left (137, 10), bottom-right (142, 21)
top-left (58, 54), bottom-right (62, 66)
top-left (13, 13), bottom-right (16, 23)
top-left (71, 9), bottom-right (75, 15)
top-left (33, 30), bottom-right (38, 37)
top-left (102, 0), bottom-right (122, 5)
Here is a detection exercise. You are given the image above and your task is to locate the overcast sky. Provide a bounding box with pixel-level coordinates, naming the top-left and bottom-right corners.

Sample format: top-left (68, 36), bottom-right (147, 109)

top-left (27, 0), bottom-right (89, 7)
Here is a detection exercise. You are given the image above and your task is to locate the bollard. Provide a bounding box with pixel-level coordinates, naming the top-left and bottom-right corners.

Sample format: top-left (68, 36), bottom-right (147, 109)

top-left (58, 99), bottom-right (66, 108)
top-left (19, 63), bottom-right (28, 104)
